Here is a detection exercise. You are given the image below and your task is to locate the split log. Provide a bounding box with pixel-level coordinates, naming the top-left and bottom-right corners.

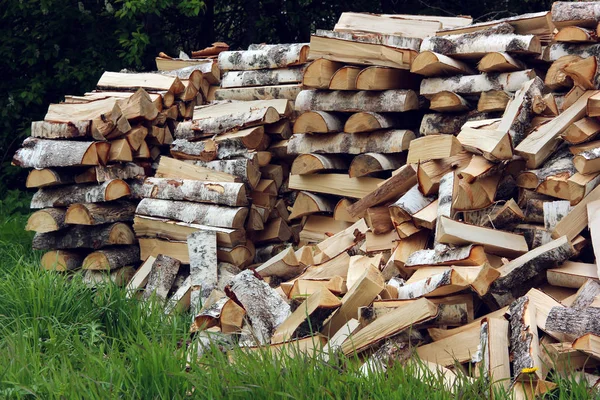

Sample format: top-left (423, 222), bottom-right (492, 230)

top-left (290, 154), bottom-right (347, 175)
top-left (477, 91), bottom-right (512, 112)
top-left (509, 296), bottom-right (543, 381)
top-left (588, 200), bottom-right (600, 278)
top-left (142, 255), bottom-right (180, 301)
top-left (516, 147), bottom-right (576, 199)
top-left (407, 135), bottom-right (462, 164)
top-left (135, 198), bottom-right (248, 229)
top-left (572, 334), bottom-right (600, 360)
top-left (348, 153), bottom-right (405, 178)
top-left (288, 174), bottom-right (383, 199)
top-left (516, 90), bottom-right (595, 168)
top-left (26, 208), bottom-right (67, 233)
top-left (175, 109), bottom-right (277, 139)
top-left (94, 163), bottom-right (145, 183)
top-left (429, 91), bottom-right (471, 112)
top-left (228, 270), bottom-right (291, 344)
top-left (65, 201), bottom-right (135, 225)
top-left (405, 244), bottom-right (488, 268)
top-left (344, 112), bottom-right (398, 133)
top-left (563, 56), bottom-right (600, 89)
top-left (107, 138), bottom-right (132, 162)
top-left (355, 66), bottom-right (420, 90)
top-left (218, 43), bottom-right (309, 71)
top-left (420, 70), bottom-right (537, 98)
top-left (32, 223), bottom-right (135, 250)
top-left (546, 306), bottom-right (600, 338)
top-left (30, 180), bottom-right (130, 209)
top-left (543, 43), bottom-right (600, 62)
top-left (547, 262), bottom-right (599, 289)
top-left (340, 298), bottom-right (437, 355)
top-left (170, 138), bottom-right (244, 162)
top-left (478, 52), bottom-right (527, 73)
top-left (575, 145), bottom-right (600, 174)
top-left (410, 51), bottom-right (477, 76)
top-left (329, 66), bottom-right (361, 90)
top-left (419, 112), bottom-right (492, 136)
top-left (476, 318), bottom-right (511, 393)
top-left (588, 91), bottom-right (600, 116)
top-left (141, 177), bottom-right (247, 207)
top-left (156, 157), bottom-right (241, 185)
top-left (82, 246), bottom-right (141, 270)
top-left (365, 207), bottom-right (394, 234)
top-left (417, 152), bottom-right (472, 196)
top-left (287, 130), bottom-right (415, 155)
top-left (41, 250), bottom-right (85, 271)
top-left (437, 216), bottom-right (528, 258)
top-left (462, 199), bottom-right (524, 229)
top-left (568, 171), bottom-right (600, 205)
top-left (13, 138), bottom-right (108, 169)
top-left (295, 90), bottom-right (419, 113)
top-left (556, 26), bottom-right (599, 43)
top-left (389, 184), bottom-right (435, 229)
top-left (417, 323), bottom-right (481, 366)
top-left (192, 294), bottom-right (245, 333)
top-left (293, 111), bottom-right (344, 134)
top-left (251, 217), bottom-right (293, 244)
top-left (552, 2), bottom-right (600, 28)
top-left (420, 23), bottom-right (542, 58)
top-left (490, 236), bottom-right (574, 306)
top-left (412, 199), bottom-right (439, 230)
top-left (497, 77), bottom-right (545, 146)
top-left (302, 59), bottom-right (344, 89)
top-left (456, 127), bottom-right (513, 161)
top-left (333, 198), bottom-right (361, 223)
top-left (347, 164), bottom-right (417, 217)
top-left (321, 265), bottom-right (385, 338)
top-left (289, 191), bottom-right (335, 220)
top-left (255, 247), bottom-right (300, 280)
top-left (272, 289), bottom-right (341, 343)
top-left (188, 230), bottom-right (218, 308)
top-left (546, 55), bottom-right (582, 90)
top-left (214, 84), bottom-right (302, 101)
top-left (82, 267), bottom-right (135, 288)
top-left (221, 67), bottom-right (304, 88)
top-left (563, 117), bottom-right (600, 144)
top-left (97, 71), bottom-right (184, 94)
top-left (572, 279), bottom-right (600, 308)
top-left (125, 256), bottom-right (155, 298)
top-left (31, 120), bottom-right (90, 140)
top-left (553, 183), bottom-right (600, 240)
top-left (26, 168), bottom-right (80, 188)
top-left (308, 30), bottom-right (418, 70)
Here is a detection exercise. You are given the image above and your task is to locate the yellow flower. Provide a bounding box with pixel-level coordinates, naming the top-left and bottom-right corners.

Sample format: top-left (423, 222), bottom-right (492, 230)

top-left (521, 367), bottom-right (538, 374)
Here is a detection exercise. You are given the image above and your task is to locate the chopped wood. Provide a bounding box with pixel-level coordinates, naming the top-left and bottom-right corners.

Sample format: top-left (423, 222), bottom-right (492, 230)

top-left (13, 138), bottom-right (108, 169)
top-left (456, 127), bottom-right (513, 161)
top-left (429, 91), bottom-right (471, 112)
top-left (287, 130), bottom-right (415, 155)
top-left (143, 254), bottom-right (180, 300)
top-left (214, 84), bottom-right (302, 102)
top-left (333, 12), bottom-right (450, 39)
top-left (349, 153), bottom-right (405, 178)
top-left (290, 154), bottom-right (347, 175)
top-left (188, 230), bottom-right (218, 308)
top-left (355, 66), bottom-right (420, 90)
top-left (32, 223), bottom-right (135, 250)
top-left (410, 51), bottom-right (477, 76)
top-left (420, 112), bottom-right (492, 136)
top-left (82, 246), bottom-right (140, 270)
top-left (65, 201), bottom-right (136, 225)
top-left (478, 91), bottom-right (512, 112)
top-left (141, 177), bottom-right (247, 207)
top-left (293, 111), bottom-right (344, 134)
top-left (509, 296), bottom-right (543, 381)
top-left (30, 179), bottom-right (130, 209)
top-left (289, 191), bottom-right (335, 220)
top-left (405, 244), bottom-right (487, 269)
top-left (288, 174), bottom-right (383, 199)
top-left (407, 135), bottom-right (462, 164)
top-left (547, 261), bottom-right (599, 289)
top-left (97, 72), bottom-right (184, 94)
top-left (328, 66), bottom-right (361, 90)
top-left (497, 77), bottom-right (545, 146)
top-left (478, 52), bottom-right (527, 73)
top-left (476, 317), bottom-right (511, 393)
top-left (295, 89), bottom-right (419, 113)
top-left (344, 112), bottom-right (398, 133)
top-left (553, 183), bottom-right (600, 240)
top-left (563, 117), bottom-right (600, 144)
top-left (420, 70), bottom-right (537, 98)
top-left (552, 2), bottom-right (600, 28)
top-left (546, 306), bottom-right (600, 338)
top-left (221, 67), bottom-right (304, 88)
top-left (302, 59), bottom-right (344, 89)
top-left (41, 250), bottom-right (84, 271)
top-left (26, 208), bottom-right (67, 233)
top-left (218, 43), bottom-right (309, 71)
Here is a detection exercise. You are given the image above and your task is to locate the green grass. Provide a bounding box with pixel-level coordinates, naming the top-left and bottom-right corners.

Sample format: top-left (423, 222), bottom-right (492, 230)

top-left (0, 192), bottom-right (597, 399)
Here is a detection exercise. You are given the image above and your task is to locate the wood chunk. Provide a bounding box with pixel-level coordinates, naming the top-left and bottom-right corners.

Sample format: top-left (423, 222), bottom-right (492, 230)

top-left (41, 250), bottom-right (85, 271)
top-left (417, 152), bottom-right (472, 196)
top-left (65, 201), bottom-right (135, 225)
top-left (30, 180), bottom-right (130, 209)
top-left (437, 216), bottom-right (528, 258)
top-left (288, 174), bottom-right (383, 199)
top-left (218, 44), bottom-right (309, 71)
top-left (430, 91), bottom-right (471, 112)
top-left (572, 279), bottom-right (600, 309)
top-left (83, 246), bottom-right (140, 271)
top-left (389, 184), bottom-right (435, 228)
top-left (188, 230), bottom-right (217, 309)
top-left (509, 296), bottom-right (543, 381)
top-left (293, 111), bottom-right (344, 134)
top-left (333, 12), bottom-right (455, 38)
top-left (478, 52), bottom-right (527, 73)
top-left (420, 70), bottom-right (537, 98)
top-left (410, 51), bottom-right (476, 76)
top-left (321, 265), bottom-right (385, 338)
top-left (26, 208), bottom-right (67, 233)
top-left (255, 247), bottom-right (300, 280)
top-left (32, 223), bottom-right (134, 250)
top-left (289, 192), bottom-right (334, 220)
top-left (328, 66), bottom-right (361, 90)
top-left (251, 217), bottom-right (293, 245)
top-left (135, 198), bottom-right (247, 229)
top-left (156, 157), bottom-right (239, 184)
top-left (407, 136), bottom-right (462, 164)
top-left (97, 71), bottom-right (184, 94)
top-left (349, 153), bottom-right (405, 178)
top-left (556, 26), bottom-right (599, 42)
top-left (341, 298), bottom-right (437, 355)
top-left (497, 77), bottom-right (545, 146)
top-left (296, 89), bottom-right (419, 113)
top-left (214, 84), bottom-right (302, 102)
top-left (287, 130), bottom-right (415, 155)
top-left (405, 244), bottom-right (487, 269)
top-left (553, 183), bottom-right (600, 240)
top-left (563, 117), bottom-right (600, 144)
top-left (476, 318), bottom-right (511, 393)
top-left (420, 112), bottom-right (493, 136)
top-left (229, 270), bottom-right (291, 344)
top-left (125, 256), bottom-right (155, 298)
top-left (587, 91), bottom-right (600, 116)
top-left (344, 112), bottom-right (398, 133)
top-left (221, 67), bottom-right (304, 88)
top-left (572, 334), bottom-right (600, 359)
top-left (417, 322), bottom-right (481, 366)
top-left (302, 59), bottom-right (344, 89)
top-left (588, 200), bottom-right (600, 278)
top-left (308, 30), bottom-right (418, 70)
top-left (457, 127), bottom-right (513, 161)
top-left (546, 306), bottom-right (600, 338)
top-left (516, 90), bottom-right (596, 169)
top-left (13, 138), bottom-right (107, 169)
top-left (31, 120), bottom-right (90, 140)
top-left (355, 66), bottom-right (420, 90)
top-left (478, 91), bottom-right (512, 112)
top-left (141, 178), bottom-right (247, 207)
top-left (141, 254), bottom-right (180, 301)
top-left (26, 168), bottom-right (78, 189)
top-left (575, 145), bottom-right (600, 173)
top-left (291, 154), bottom-right (347, 175)
top-left (452, 174), bottom-right (500, 211)
top-left (552, 2), bottom-right (600, 28)
top-left (548, 262), bottom-right (599, 289)
top-left (563, 56), bottom-right (600, 89)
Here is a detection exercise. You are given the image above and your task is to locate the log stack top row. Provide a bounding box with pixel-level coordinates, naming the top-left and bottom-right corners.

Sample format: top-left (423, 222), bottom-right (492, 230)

top-left (17, 1), bottom-right (600, 396)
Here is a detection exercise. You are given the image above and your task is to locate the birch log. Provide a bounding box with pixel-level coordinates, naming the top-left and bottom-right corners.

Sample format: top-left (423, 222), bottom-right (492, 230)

top-left (419, 112), bottom-right (492, 135)
top-left (552, 2), bottom-right (600, 27)
top-left (410, 51), bottom-right (477, 76)
top-left (30, 180), bottom-right (130, 209)
top-left (221, 67), bottom-right (304, 88)
top-left (509, 296), bottom-right (543, 381)
top-left (295, 90), bottom-right (419, 113)
top-left (82, 246), bottom-right (141, 270)
top-left (389, 184), bottom-right (436, 226)
top-left (497, 77), bottom-right (545, 146)
top-left (421, 23), bottom-right (541, 56)
top-left (218, 44), bottom-right (309, 71)
top-left (175, 107), bottom-right (278, 138)
top-left (13, 138), bottom-right (105, 169)
top-left (186, 159), bottom-right (260, 188)
top-left (32, 223), bottom-right (135, 250)
top-left (26, 208), bottom-right (67, 233)
top-left (420, 70), bottom-right (537, 98)
top-left (287, 130), bottom-right (415, 155)
top-left (293, 111), bottom-right (345, 134)
top-left (546, 306), bottom-right (600, 337)
top-left (65, 201), bottom-right (136, 225)
top-left (544, 43), bottom-right (600, 62)
top-left (143, 255), bottom-right (181, 300)
top-left (135, 198), bottom-right (248, 229)
top-left (141, 177), bottom-right (247, 207)
top-left (97, 72), bottom-right (184, 94)
top-left (214, 84), bottom-right (302, 102)
top-left (188, 230), bottom-right (218, 310)
top-left (94, 163), bottom-right (146, 183)
top-left (349, 153), bottom-right (405, 178)
top-left (170, 139), bottom-right (245, 162)
top-left (31, 120), bottom-right (90, 139)
top-left (344, 112), bottom-right (399, 133)
top-left (228, 270), bottom-right (291, 344)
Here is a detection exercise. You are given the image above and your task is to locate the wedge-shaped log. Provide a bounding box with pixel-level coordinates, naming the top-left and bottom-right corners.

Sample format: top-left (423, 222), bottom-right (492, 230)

top-left (156, 157), bottom-right (239, 183)
top-left (32, 223), bottom-right (135, 250)
top-left (553, 183), bottom-right (600, 240)
top-left (291, 154), bottom-right (347, 175)
top-left (26, 208), bottom-right (67, 233)
top-left (302, 59), bottom-right (344, 89)
top-left (417, 323), bottom-right (481, 366)
top-left (509, 296), bottom-right (544, 381)
top-left (288, 174), bottom-right (383, 199)
top-left (65, 201), bottom-right (135, 226)
top-left (430, 91), bottom-right (471, 112)
top-left (407, 135), bottom-right (463, 164)
top-left (573, 334), bottom-right (600, 359)
top-left (420, 112), bottom-right (492, 136)
top-left (389, 184), bottom-right (435, 228)
top-left (41, 250), bottom-right (84, 271)
top-left (13, 138), bottom-right (108, 169)
top-left (218, 43), bottom-right (309, 71)
top-left (142, 254), bottom-right (180, 300)
top-left (255, 247), bottom-right (300, 280)
top-left (410, 51), bottom-right (476, 76)
top-left (355, 66), bottom-right (420, 90)
top-left (349, 153), bottom-right (405, 178)
top-left (497, 77), bottom-right (545, 146)
top-left (289, 192), bottom-right (335, 220)
top-left (547, 262), bottom-right (599, 289)
top-left (229, 270), bottom-right (291, 345)
top-left (135, 198), bottom-right (247, 229)
top-left (405, 244), bottom-right (488, 269)
top-left (30, 180), bottom-right (130, 209)
top-left (295, 90), bottom-right (419, 113)
top-left (214, 84), bottom-right (302, 102)
top-left (575, 146), bottom-right (600, 174)
top-left (329, 66), bottom-right (361, 90)
top-left (417, 152), bottom-right (472, 196)
top-left (476, 318), bottom-right (511, 393)
top-left (457, 128), bottom-right (513, 161)
top-left (420, 70), bottom-right (537, 98)
top-left (82, 246), bottom-right (140, 271)
top-left (287, 130), bottom-right (415, 155)
top-left (272, 289), bottom-right (341, 344)
top-left (293, 111), bottom-right (344, 134)
top-left (340, 298), bottom-right (437, 355)
top-left (31, 120), bottom-right (91, 140)
top-left (478, 90), bottom-right (512, 112)
top-left (478, 52), bottom-right (527, 73)
top-left (344, 112), bottom-right (398, 133)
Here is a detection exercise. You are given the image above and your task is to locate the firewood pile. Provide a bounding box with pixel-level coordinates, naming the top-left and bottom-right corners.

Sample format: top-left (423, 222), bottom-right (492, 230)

top-left (15, 1), bottom-right (600, 396)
